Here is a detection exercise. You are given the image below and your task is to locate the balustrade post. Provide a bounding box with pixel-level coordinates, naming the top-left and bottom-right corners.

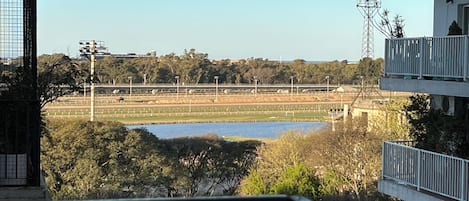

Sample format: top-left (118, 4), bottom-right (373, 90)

top-left (382, 142), bottom-right (386, 179)
top-left (464, 36), bottom-right (468, 82)
top-left (461, 161), bottom-right (465, 201)
top-left (417, 149), bottom-right (421, 191)
top-left (419, 38), bottom-right (424, 80)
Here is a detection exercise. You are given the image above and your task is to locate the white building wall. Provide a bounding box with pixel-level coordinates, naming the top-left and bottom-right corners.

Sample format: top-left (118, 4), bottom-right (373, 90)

top-left (434, 0), bottom-right (469, 36)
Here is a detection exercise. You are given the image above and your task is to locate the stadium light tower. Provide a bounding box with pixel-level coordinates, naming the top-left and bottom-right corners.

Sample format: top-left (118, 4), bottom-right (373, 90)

top-left (79, 40), bottom-right (107, 121)
top-left (357, 0), bottom-right (380, 59)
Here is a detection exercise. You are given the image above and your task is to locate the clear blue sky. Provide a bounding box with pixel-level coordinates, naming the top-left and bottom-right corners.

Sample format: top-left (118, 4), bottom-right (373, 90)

top-left (37, 0), bottom-right (433, 61)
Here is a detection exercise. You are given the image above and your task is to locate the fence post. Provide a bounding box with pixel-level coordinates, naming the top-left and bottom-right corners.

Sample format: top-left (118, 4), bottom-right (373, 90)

top-left (464, 36), bottom-right (468, 82)
top-left (417, 149), bottom-right (421, 191)
top-left (382, 142), bottom-right (386, 179)
top-left (419, 38), bottom-right (424, 80)
top-left (461, 160), bottom-right (465, 201)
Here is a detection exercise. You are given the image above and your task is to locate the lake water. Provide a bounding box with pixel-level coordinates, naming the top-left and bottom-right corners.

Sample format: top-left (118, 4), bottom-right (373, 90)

top-left (127, 122), bottom-right (327, 139)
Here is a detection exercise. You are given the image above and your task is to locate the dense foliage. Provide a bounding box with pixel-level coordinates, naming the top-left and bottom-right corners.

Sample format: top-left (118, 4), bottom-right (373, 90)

top-left (238, 132), bottom-right (323, 199)
top-left (405, 94), bottom-right (469, 158)
top-left (41, 120), bottom-right (260, 199)
top-left (238, 100), bottom-right (412, 201)
top-left (448, 20), bottom-right (463, 36)
top-left (1, 54), bottom-right (82, 107)
top-left (37, 54), bottom-right (83, 107)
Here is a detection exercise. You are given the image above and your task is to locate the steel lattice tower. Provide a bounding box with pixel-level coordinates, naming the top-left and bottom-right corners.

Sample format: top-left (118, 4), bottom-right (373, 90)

top-left (357, 0), bottom-right (380, 59)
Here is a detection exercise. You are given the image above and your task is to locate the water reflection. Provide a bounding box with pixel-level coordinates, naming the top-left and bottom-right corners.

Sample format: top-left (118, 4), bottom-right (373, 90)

top-left (128, 121), bottom-right (326, 139)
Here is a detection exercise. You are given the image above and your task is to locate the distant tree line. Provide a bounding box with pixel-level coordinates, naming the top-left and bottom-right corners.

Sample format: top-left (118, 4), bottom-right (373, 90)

top-left (33, 50), bottom-right (383, 87)
top-left (2, 51), bottom-right (385, 106)
top-left (88, 49), bottom-right (383, 86)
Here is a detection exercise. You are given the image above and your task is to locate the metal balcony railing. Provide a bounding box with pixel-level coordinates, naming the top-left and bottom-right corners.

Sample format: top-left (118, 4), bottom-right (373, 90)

top-left (384, 36), bottom-right (469, 81)
top-left (0, 154), bottom-right (27, 185)
top-left (382, 141), bottom-right (469, 201)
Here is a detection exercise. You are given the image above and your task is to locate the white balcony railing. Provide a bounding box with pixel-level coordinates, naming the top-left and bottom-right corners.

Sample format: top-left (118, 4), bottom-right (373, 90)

top-left (382, 141), bottom-right (469, 201)
top-left (384, 36), bottom-right (469, 81)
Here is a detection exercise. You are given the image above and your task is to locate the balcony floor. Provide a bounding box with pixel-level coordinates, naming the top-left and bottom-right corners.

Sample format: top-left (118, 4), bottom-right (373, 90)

top-left (380, 77), bottom-right (469, 98)
top-left (378, 179), bottom-right (450, 201)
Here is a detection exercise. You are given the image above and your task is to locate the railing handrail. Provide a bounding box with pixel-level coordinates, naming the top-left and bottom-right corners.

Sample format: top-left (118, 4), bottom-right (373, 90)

top-left (386, 140), bottom-right (469, 164)
top-left (382, 141), bottom-right (469, 201)
top-left (384, 36), bottom-right (469, 82)
top-left (387, 35), bottom-right (467, 41)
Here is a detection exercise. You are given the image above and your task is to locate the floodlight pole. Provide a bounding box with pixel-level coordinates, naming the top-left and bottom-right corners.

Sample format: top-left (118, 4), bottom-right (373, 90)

top-left (80, 40), bottom-right (107, 121)
top-left (290, 76), bottom-right (294, 96)
top-left (253, 76), bottom-right (258, 96)
top-left (128, 76), bottom-right (133, 98)
top-left (175, 75), bottom-right (180, 99)
top-left (326, 76), bottom-right (330, 99)
top-left (83, 77), bottom-right (86, 101)
top-left (214, 76), bottom-right (219, 101)
top-left (90, 40), bottom-right (96, 121)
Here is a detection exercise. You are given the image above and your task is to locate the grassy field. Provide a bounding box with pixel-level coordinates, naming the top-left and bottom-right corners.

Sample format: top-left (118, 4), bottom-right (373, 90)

top-left (44, 92), bottom-right (405, 124)
top-left (101, 111), bottom-right (328, 125)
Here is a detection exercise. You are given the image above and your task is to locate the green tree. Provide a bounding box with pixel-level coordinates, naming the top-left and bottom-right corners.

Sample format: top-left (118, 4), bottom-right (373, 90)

top-left (369, 99), bottom-right (411, 140)
top-left (179, 49), bottom-right (213, 84)
top-left (238, 132), bottom-right (323, 199)
top-left (270, 163), bottom-right (322, 199)
top-left (356, 58), bottom-right (383, 86)
top-left (238, 168), bottom-right (269, 195)
top-left (239, 58), bottom-right (277, 84)
top-left (157, 135), bottom-right (260, 197)
top-left (310, 117), bottom-right (390, 200)
top-left (405, 95), bottom-right (469, 157)
top-left (290, 59), bottom-right (308, 83)
top-left (448, 20), bottom-right (463, 35)
top-left (376, 9), bottom-right (405, 38)
top-left (41, 120), bottom-right (168, 199)
top-left (155, 53), bottom-right (180, 83)
top-left (37, 54), bottom-right (82, 108)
